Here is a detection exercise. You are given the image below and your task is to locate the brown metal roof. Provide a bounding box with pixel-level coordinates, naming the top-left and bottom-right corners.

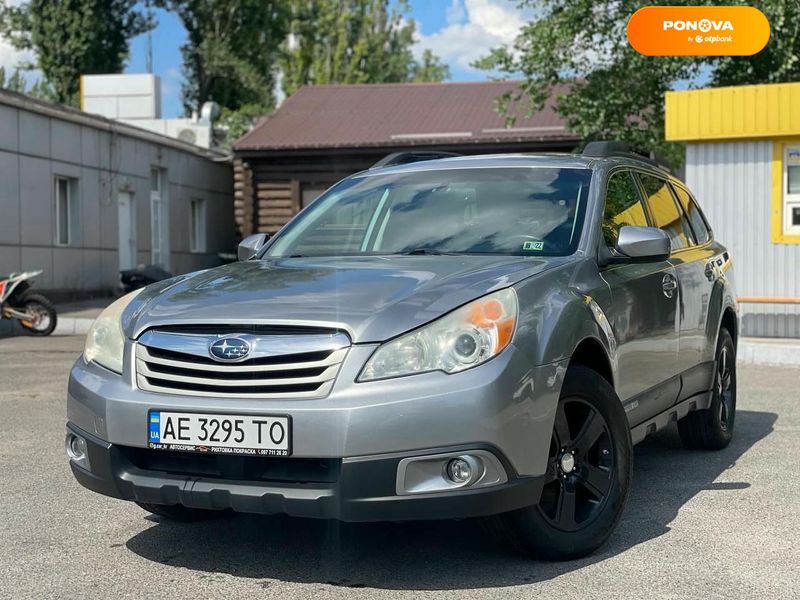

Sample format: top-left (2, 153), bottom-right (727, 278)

top-left (233, 81), bottom-right (576, 151)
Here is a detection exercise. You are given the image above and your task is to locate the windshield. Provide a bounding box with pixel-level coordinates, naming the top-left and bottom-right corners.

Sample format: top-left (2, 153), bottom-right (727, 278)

top-left (264, 167), bottom-right (592, 258)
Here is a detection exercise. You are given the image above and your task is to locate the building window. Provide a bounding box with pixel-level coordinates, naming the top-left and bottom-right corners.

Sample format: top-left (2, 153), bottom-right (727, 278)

top-left (55, 176), bottom-right (78, 246)
top-left (784, 146), bottom-right (800, 236)
top-left (189, 198), bottom-right (206, 253)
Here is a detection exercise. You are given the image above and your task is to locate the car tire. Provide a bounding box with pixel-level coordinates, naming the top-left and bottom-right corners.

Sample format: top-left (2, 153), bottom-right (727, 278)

top-left (678, 327), bottom-right (736, 451)
top-left (135, 502), bottom-right (228, 522)
top-left (483, 365), bottom-right (632, 560)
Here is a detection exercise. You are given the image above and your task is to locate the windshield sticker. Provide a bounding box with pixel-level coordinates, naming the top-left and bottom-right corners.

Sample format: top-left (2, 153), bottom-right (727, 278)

top-left (523, 241), bottom-right (544, 251)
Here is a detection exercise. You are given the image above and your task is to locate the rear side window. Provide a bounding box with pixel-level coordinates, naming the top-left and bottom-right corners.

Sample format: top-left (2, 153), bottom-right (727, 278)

top-left (602, 170), bottom-right (648, 247)
top-left (637, 173), bottom-right (692, 251)
top-left (671, 184), bottom-right (711, 244)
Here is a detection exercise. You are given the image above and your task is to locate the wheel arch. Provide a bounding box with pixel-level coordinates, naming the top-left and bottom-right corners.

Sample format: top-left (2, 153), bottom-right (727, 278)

top-left (568, 336), bottom-right (614, 389)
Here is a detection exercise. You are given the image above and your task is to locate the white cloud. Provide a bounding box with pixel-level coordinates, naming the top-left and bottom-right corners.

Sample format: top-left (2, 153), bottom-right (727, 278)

top-left (416, 0), bottom-right (533, 77)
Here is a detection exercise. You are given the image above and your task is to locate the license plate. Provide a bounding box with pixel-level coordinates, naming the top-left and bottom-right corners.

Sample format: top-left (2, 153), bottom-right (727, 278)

top-left (147, 410), bottom-right (291, 456)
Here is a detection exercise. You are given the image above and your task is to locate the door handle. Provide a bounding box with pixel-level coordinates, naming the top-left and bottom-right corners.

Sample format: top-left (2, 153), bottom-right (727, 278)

top-left (662, 273), bottom-right (678, 298)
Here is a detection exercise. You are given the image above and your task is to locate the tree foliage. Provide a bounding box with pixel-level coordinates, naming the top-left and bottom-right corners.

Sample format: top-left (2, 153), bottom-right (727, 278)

top-left (157, 0), bottom-right (288, 116)
top-left (476, 0), bottom-right (800, 166)
top-left (0, 0), bottom-right (152, 106)
top-left (280, 0), bottom-right (447, 97)
top-left (412, 49), bottom-right (450, 83)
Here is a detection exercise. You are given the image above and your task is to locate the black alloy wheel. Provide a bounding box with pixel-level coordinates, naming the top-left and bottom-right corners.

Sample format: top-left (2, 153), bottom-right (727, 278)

top-left (538, 398), bottom-right (615, 532)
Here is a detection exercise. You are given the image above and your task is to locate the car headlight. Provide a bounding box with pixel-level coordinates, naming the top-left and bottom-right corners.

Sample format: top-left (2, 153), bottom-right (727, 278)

top-left (359, 288), bottom-right (517, 381)
top-left (83, 289), bottom-right (144, 374)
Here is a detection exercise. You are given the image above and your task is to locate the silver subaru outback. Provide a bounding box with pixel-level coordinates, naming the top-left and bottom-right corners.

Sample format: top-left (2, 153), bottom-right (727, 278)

top-left (66, 143), bottom-right (738, 559)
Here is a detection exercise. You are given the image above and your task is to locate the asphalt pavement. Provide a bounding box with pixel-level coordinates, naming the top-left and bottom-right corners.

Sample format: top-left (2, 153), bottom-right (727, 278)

top-left (0, 335), bottom-right (797, 599)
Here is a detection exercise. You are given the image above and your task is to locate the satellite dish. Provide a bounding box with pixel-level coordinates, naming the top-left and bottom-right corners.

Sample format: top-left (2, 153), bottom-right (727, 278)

top-left (200, 101), bottom-right (220, 123)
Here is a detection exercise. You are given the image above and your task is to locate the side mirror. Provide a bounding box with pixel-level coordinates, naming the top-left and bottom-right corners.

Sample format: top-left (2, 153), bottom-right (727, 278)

top-left (237, 233), bottom-right (269, 261)
top-left (615, 226), bottom-right (670, 262)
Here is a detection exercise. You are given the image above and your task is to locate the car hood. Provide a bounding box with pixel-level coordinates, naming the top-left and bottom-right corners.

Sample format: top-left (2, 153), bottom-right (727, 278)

top-left (124, 255), bottom-right (568, 342)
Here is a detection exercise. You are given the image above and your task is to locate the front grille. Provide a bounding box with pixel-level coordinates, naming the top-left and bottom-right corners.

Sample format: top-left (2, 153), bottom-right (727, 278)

top-left (135, 327), bottom-right (350, 398)
top-left (118, 446), bottom-right (341, 483)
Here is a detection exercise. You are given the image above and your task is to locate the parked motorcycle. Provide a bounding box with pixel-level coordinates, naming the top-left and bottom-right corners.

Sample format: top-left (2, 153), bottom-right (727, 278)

top-left (119, 265), bottom-right (173, 294)
top-left (0, 271), bottom-right (58, 336)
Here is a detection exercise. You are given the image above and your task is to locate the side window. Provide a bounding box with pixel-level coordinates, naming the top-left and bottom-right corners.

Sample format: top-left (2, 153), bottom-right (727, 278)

top-left (602, 170), bottom-right (649, 247)
top-left (637, 173), bottom-right (692, 251)
top-left (671, 184), bottom-right (711, 244)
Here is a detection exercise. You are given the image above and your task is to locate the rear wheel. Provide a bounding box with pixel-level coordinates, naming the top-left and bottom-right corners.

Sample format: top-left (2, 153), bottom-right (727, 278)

top-left (678, 327), bottom-right (736, 450)
top-left (484, 366), bottom-right (632, 560)
top-left (18, 293), bottom-right (57, 336)
top-left (136, 502), bottom-right (228, 522)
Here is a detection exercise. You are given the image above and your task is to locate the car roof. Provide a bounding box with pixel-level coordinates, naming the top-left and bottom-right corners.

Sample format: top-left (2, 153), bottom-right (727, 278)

top-left (354, 152), bottom-right (671, 179)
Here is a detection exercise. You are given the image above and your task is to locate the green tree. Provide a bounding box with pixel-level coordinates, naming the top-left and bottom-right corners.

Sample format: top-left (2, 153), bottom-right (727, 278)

top-left (0, 0), bottom-right (152, 106)
top-left (412, 49), bottom-right (450, 83)
top-left (476, 0), bottom-right (800, 167)
top-left (280, 0), bottom-right (447, 97)
top-left (0, 67), bottom-right (28, 93)
top-left (157, 0), bottom-right (288, 115)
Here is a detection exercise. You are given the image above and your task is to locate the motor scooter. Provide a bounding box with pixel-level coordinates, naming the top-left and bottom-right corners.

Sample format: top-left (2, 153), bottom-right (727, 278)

top-left (0, 271), bottom-right (58, 336)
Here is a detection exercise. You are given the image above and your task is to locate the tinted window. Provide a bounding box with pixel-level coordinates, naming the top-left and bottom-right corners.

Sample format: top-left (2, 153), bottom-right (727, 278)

top-left (266, 167), bottom-right (592, 257)
top-left (637, 173), bottom-right (692, 251)
top-left (671, 184), bottom-right (711, 244)
top-left (602, 170), bottom-right (648, 247)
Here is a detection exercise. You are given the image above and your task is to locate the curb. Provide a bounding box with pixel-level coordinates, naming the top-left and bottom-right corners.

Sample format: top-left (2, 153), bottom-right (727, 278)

top-left (52, 317), bottom-right (94, 337)
top-left (737, 338), bottom-right (800, 367)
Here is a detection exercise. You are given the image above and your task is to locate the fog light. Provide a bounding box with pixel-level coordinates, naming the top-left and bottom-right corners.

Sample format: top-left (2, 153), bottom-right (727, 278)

top-left (446, 457), bottom-right (473, 484)
top-left (65, 432), bottom-right (90, 471)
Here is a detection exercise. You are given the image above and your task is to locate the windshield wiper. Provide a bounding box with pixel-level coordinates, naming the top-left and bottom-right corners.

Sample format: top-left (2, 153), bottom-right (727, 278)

top-left (398, 248), bottom-right (462, 256)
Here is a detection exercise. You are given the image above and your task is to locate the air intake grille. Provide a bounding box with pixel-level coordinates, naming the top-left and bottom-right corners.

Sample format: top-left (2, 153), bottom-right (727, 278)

top-left (134, 328), bottom-right (350, 399)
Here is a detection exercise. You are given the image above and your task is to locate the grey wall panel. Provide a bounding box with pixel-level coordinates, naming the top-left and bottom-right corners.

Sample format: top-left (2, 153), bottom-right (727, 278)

top-left (20, 246), bottom-right (53, 288)
top-left (0, 245), bottom-right (21, 274)
top-left (0, 104), bottom-right (18, 153)
top-left (52, 247), bottom-right (83, 288)
top-left (19, 156), bottom-right (52, 245)
top-left (98, 172), bottom-right (117, 250)
top-left (0, 151), bottom-right (20, 245)
top-left (80, 167), bottom-right (101, 248)
top-left (82, 249), bottom-right (103, 289)
top-left (169, 183), bottom-right (188, 253)
top-left (51, 119), bottom-right (81, 164)
top-left (18, 111), bottom-right (49, 158)
top-left (80, 127), bottom-right (101, 168)
top-left (100, 249), bottom-right (119, 287)
top-left (685, 141), bottom-right (800, 337)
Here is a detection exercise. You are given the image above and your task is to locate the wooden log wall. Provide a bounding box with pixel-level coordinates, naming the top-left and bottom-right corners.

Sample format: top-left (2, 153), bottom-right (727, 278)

top-left (256, 180), bottom-right (300, 235)
top-left (233, 158), bottom-right (255, 238)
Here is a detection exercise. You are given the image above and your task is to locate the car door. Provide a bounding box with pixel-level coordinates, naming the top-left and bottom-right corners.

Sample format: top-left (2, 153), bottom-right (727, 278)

top-left (598, 169), bottom-right (681, 424)
top-left (668, 182), bottom-right (719, 400)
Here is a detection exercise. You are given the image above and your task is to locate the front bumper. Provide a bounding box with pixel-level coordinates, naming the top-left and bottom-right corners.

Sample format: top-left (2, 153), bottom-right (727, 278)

top-left (69, 423), bottom-right (545, 522)
top-left (67, 342), bottom-right (566, 521)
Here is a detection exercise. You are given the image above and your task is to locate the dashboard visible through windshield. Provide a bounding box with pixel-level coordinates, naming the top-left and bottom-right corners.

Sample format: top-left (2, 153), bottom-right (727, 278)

top-left (265, 167), bottom-right (592, 258)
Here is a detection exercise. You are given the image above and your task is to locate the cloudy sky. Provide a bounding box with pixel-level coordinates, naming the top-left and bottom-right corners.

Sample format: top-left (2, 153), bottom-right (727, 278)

top-left (0, 0), bottom-right (532, 117)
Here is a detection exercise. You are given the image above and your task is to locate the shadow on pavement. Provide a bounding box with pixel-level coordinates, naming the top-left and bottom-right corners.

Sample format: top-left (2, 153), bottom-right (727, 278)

top-left (125, 410), bottom-right (776, 590)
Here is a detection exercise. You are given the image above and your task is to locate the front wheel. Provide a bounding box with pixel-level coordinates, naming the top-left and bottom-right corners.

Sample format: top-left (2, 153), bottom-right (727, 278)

top-left (18, 293), bottom-right (57, 336)
top-left (484, 366), bottom-right (632, 560)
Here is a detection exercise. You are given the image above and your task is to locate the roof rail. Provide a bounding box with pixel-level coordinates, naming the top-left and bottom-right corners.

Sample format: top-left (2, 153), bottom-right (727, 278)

top-left (582, 141), bottom-right (671, 173)
top-left (370, 151), bottom-right (462, 169)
